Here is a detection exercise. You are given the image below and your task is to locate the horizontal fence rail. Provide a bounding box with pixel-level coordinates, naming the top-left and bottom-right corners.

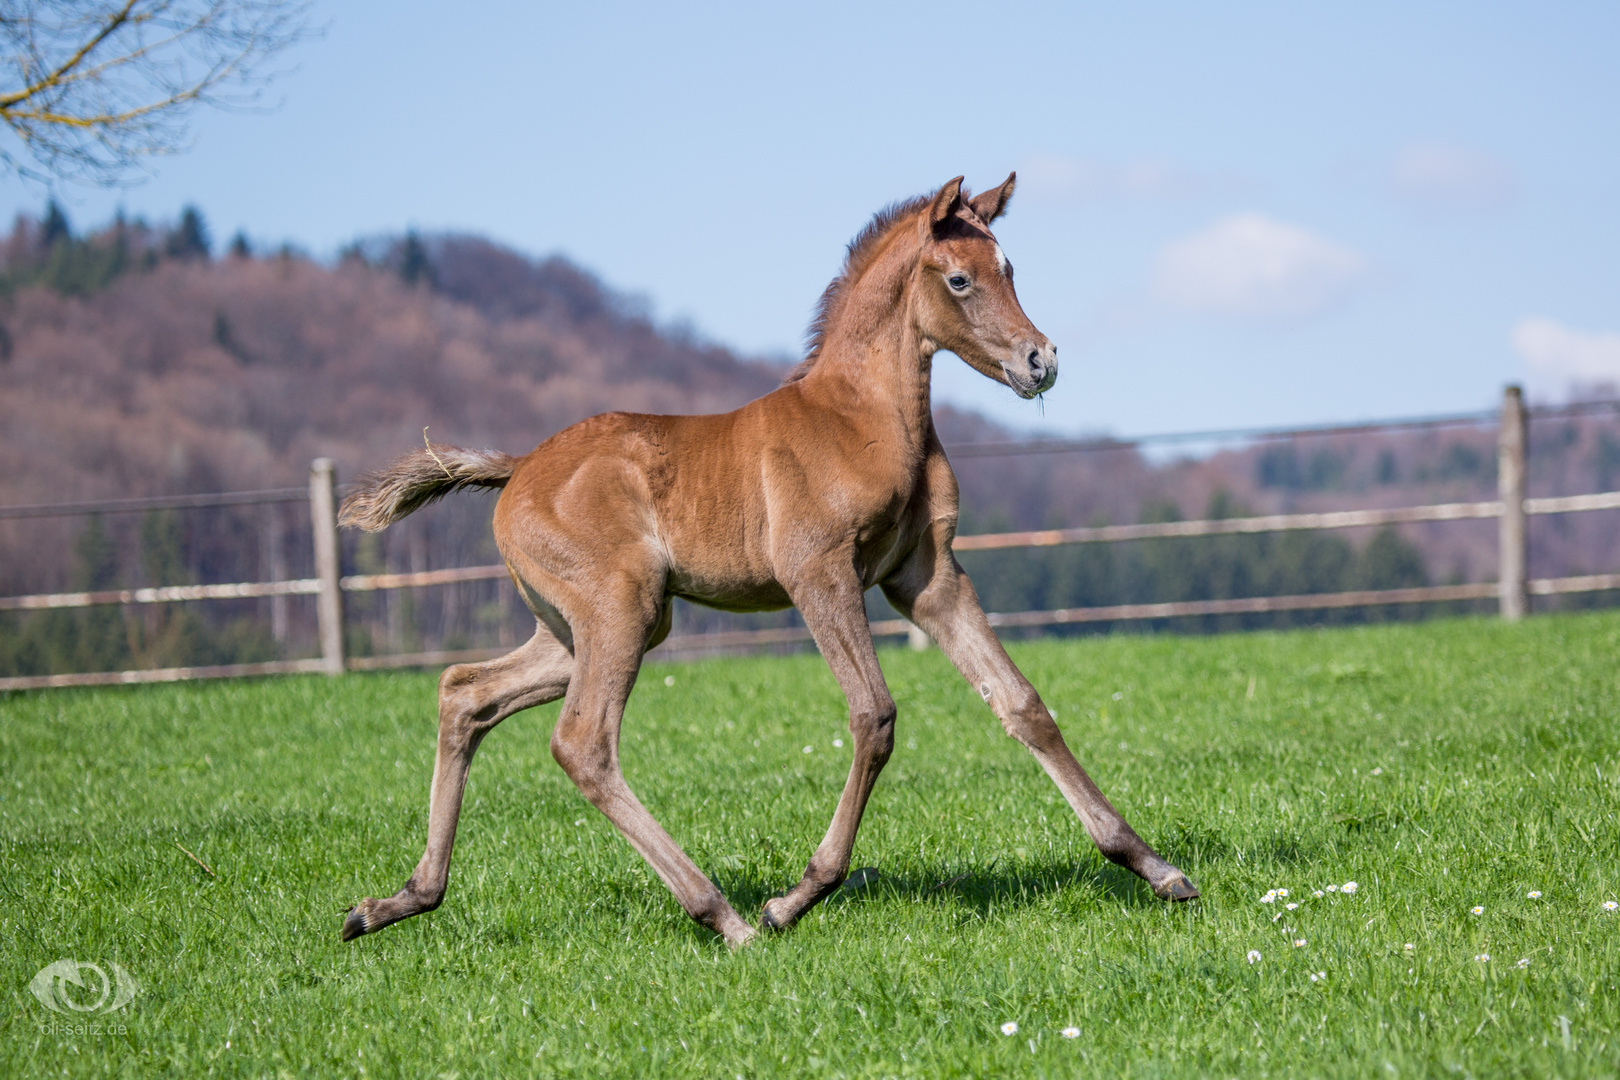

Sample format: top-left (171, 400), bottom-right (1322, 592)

top-left (4, 387), bottom-right (1620, 692)
top-left (0, 566), bottom-right (515, 611)
top-left (8, 492), bottom-right (1616, 613)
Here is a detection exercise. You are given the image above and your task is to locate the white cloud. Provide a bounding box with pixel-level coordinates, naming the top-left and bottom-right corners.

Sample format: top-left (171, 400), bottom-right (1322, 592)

top-left (1390, 143), bottom-right (1517, 210)
top-left (1152, 213), bottom-right (1368, 320)
top-left (1019, 154), bottom-right (1208, 204)
top-left (1512, 317), bottom-right (1620, 385)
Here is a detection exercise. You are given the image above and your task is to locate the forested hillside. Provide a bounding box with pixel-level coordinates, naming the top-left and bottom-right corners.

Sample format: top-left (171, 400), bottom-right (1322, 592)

top-left (1, 204), bottom-right (1615, 676)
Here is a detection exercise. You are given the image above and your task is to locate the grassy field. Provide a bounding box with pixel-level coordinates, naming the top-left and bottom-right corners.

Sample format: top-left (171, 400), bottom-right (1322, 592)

top-left (2, 611), bottom-right (1618, 1077)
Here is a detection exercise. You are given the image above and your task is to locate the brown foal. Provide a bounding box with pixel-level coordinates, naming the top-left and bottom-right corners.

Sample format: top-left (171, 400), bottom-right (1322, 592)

top-left (337, 174), bottom-right (1198, 949)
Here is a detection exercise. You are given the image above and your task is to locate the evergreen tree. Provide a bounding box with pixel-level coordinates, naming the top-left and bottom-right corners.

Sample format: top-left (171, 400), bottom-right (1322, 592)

top-left (228, 231), bottom-right (251, 258)
top-left (129, 510), bottom-right (216, 668)
top-left (166, 205), bottom-right (211, 260)
top-left (75, 514), bottom-right (119, 590)
top-left (41, 200), bottom-right (71, 247)
top-left (399, 230), bottom-right (435, 287)
top-left (139, 511), bottom-right (187, 586)
top-left (1354, 526), bottom-right (1429, 622)
top-left (44, 515), bottom-right (131, 673)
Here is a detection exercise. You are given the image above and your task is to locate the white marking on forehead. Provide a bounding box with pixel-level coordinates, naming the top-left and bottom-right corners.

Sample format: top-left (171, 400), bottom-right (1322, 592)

top-left (994, 244), bottom-right (1008, 275)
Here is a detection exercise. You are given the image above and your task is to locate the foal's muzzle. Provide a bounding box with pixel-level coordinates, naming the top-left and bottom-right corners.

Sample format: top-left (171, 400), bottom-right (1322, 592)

top-left (1004, 341), bottom-right (1058, 399)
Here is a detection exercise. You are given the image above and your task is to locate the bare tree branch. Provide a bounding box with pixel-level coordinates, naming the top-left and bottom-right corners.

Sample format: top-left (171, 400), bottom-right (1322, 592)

top-left (0, 0), bottom-right (315, 186)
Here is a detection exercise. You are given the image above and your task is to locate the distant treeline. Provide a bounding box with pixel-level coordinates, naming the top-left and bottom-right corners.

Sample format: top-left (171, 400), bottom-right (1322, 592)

top-left (0, 200), bottom-right (218, 301)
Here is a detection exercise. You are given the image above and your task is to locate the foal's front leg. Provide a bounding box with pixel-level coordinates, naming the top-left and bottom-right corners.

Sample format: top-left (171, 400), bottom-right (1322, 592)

top-left (883, 529), bottom-right (1198, 901)
top-left (761, 561), bottom-right (897, 931)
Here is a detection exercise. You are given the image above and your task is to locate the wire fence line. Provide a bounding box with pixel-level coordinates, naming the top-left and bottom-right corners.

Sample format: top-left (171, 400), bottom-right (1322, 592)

top-left (2, 387), bottom-right (1618, 692)
top-left (941, 396), bottom-right (1620, 458)
top-left (0, 487), bottom-right (312, 521)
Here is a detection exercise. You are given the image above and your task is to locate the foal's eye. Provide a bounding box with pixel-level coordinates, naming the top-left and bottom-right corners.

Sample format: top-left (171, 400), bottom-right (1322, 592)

top-left (948, 274), bottom-right (969, 291)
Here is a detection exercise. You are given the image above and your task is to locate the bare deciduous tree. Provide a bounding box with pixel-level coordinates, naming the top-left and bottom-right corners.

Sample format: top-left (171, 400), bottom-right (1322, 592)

top-left (0, 0), bottom-right (313, 185)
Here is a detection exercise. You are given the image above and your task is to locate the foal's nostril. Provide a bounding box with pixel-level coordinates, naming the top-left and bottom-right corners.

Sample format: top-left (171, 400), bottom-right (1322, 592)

top-left (1027, 350), bottom-right (1040, 365)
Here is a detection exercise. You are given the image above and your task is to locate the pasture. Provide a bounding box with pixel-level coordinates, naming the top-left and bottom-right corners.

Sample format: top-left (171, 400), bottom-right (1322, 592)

top-left (2, 611), bottom-right (1618, 1077)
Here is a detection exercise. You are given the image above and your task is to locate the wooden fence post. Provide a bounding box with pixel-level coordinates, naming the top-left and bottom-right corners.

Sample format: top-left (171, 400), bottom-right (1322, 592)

top-left (310, 457), bottom-right (346, 675)
top-left (1497, 385), bottom-right (1528, 621)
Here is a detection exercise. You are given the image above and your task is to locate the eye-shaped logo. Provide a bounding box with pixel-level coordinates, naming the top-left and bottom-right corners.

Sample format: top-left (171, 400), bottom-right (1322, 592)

top-left (29, 960), bottom-right (138, 1014)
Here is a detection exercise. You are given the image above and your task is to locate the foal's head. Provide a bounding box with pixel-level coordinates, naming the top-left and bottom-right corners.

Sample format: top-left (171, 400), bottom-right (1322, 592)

top-left (914, 174), bottom-right (1056, 399)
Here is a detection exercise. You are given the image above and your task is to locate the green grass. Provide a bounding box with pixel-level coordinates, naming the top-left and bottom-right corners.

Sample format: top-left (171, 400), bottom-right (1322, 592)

top-left (2, 612), bottom-right (1619, 1078)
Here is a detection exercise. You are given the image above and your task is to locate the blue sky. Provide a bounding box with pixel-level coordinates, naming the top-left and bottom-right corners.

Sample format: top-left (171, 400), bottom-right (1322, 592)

top-left (5, 1), bottom-right (1618, 438)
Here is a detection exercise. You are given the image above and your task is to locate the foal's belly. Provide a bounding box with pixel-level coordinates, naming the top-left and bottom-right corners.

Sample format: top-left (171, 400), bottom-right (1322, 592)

top-left (672, 581), bottom-right (795, 614)
top-left (666, 567), bottom-right (793, 614)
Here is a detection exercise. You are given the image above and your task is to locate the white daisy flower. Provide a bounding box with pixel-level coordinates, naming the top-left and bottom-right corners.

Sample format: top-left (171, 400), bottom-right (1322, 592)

top-left (1475, 953), bottom-right (1490, 963)
top-left (1277, 889), bottom-right (1290, 898)
top-left (663, 675), bottom-right (675, 687)
top-left (1260, 892), bottom-right (1276, 904)
top-left (1293, 938), bottom-right (1307, 948)
top-left (1604, 900), bottom-right (1619, 912)
top-left (1470, 906), bottom-right (1484, 916)
top-left (1000, 1021), bottom-right (1019, 1036)
top-left (1527, 890), bottom-right (1542, 900)
top-left (1246, 950), bottom-right (1262, 964)
top-left (1286, 903), bottom-right (1299, 911)
top-left (1403, 943), bottom-right (1415, 951)
top-left (1061, 1027), bottom-right (1080, 1039)
top-left (1309, 971), bottom-right (1326, 982)
top-left (1341, 881), bottom-right (1359, 894)
top-left (1326, 884), bottom-right (1339, 892)
top-left (1313, 890), bottom-right (1325, 898)
top-left (832, 739), bottom-right (844, 748)
top-left (1516, 958), bottom-right (1530, 969)
top-left (1370, 767), bottom-right (1383, 775)
top-left (803, 745), bottom-right (814, 754)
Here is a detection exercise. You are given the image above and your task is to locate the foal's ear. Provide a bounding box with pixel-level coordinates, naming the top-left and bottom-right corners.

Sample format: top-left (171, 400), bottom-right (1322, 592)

top-left (927, 176), bottom-right (966, 229)
top-left (969, 172), bottom-right (1016, 223)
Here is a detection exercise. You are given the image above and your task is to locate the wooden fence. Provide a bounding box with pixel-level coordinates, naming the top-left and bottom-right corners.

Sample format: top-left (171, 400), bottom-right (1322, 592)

top-left (3, 386), bottom-right (1618, 691)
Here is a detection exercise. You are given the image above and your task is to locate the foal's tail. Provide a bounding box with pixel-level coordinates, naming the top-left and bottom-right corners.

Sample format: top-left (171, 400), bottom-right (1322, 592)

top-left (338, 444), bottom-right (518, 532)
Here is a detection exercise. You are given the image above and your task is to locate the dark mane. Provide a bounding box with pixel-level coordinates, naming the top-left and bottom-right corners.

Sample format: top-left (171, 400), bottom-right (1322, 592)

top-left (782, 193), bottom-right (933, 384)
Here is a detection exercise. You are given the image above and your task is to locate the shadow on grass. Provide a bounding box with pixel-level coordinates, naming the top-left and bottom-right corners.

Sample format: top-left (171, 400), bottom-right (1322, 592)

top-left (715, 856), bottom-right (1167, 924)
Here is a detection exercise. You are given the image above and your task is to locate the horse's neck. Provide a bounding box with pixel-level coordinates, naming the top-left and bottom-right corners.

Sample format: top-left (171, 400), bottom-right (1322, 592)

top-left (806, 257), bottom-right (935, 451)
top-left (807, 332), bottom-right (933, 452)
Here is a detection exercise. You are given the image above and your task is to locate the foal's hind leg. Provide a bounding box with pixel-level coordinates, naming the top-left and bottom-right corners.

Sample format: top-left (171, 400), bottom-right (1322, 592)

top-left (341, 627), bottom-right (572, 941)
top-left (550, 607), bottom-right (757, 948)
top-left (883, 527), bottom-right (1198, 901)
top-left (761, 560), bottom-right (896, 931)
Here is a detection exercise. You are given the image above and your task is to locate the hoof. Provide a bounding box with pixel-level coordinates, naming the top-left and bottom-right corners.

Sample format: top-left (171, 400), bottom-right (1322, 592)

top-left (1154, 874), bottom-right (1200, 902)
top-left (340, 903), bottom-right (372, 941)
top-left (760, 898), bottom-right (793, 932)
